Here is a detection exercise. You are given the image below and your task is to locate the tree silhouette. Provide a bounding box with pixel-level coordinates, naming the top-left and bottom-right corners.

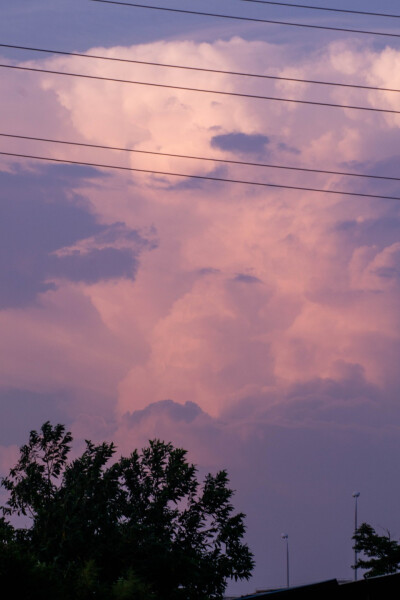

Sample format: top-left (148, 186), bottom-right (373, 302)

top-left (1, 422), bottom-right (254, 599)
top-left (353, 522), bottom-right (400, 578)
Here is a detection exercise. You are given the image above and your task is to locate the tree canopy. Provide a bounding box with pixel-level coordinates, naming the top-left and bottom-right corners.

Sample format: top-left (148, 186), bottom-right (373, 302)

top-left (0, 422), bottom-right (254, 600)
top-left (353, 522), bottom-right (400, 578)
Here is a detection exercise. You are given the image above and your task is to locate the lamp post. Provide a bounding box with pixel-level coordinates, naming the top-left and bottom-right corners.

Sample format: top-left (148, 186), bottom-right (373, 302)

top-left (352, 492), bottom-right (360, 581)
top-left (281, 533), bottom-right (289, 588)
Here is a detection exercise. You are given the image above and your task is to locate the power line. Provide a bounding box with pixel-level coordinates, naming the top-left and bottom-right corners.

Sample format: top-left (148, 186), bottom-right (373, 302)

top-left (238, 0), bottom-right (400, 19)
top-left (1, 43), bottom-right (399, 94)
top-left (89, 0), bottom-right (400, 39)
top-left (1, 150), bottom-right (399, 201)
top-left (2, 132), bottom-right (399, 183)
top-left (3, 64), bottom-right (399, 115)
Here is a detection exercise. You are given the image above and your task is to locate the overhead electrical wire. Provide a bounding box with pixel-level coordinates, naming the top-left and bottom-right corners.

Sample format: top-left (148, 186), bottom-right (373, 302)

top-left (2, 7), bottom-right (398, 200)
top-left (1, 43), bottom-right (399, 94)
top-left (2, 64), bottom-right (399, 115)
top-left (0, 151), bottom-right (399, 201)
top-left (238, 0), bottom-right (400, 20)
top-left (2, 132), bottom-right (399, 183)
top-left (89, 0), bottom-right (400, 39)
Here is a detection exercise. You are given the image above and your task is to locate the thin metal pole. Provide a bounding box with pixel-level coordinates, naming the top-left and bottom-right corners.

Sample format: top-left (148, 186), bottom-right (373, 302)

top-left (353, 492), bottom-right (360, 581)
top-left (281, 533), bottom-right (289, 587)
top-left (354, 495), bottom-right (358, 581)
top-left (286, 538), bottom-right (290, 588)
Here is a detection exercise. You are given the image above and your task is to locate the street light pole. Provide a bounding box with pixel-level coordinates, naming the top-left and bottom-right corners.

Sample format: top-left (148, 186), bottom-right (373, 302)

top-left (352, 492), bottom-right (360, 581)
top-left (281, 533), bottom-right (289, 588)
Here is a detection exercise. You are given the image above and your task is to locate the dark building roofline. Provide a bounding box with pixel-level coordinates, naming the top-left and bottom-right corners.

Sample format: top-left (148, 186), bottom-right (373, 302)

top-left (238, 572), bottom-right (400, 599)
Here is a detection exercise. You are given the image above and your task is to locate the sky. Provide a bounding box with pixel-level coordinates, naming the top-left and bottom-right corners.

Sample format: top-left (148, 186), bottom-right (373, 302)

top-left (1, 0), bottom-right (400, 594)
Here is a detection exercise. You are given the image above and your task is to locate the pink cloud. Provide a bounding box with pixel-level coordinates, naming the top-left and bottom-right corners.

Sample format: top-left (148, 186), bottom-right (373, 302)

top-left (0, 35), bottom-right (399, 419)
top-left (1, 36), bottom-right (400, 590)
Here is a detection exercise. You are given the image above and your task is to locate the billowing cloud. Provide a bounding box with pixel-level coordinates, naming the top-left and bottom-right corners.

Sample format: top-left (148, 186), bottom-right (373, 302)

top-left (1, 34), bottom-right (399, 422)
top-left (0, 34), bottom-right (400, 590)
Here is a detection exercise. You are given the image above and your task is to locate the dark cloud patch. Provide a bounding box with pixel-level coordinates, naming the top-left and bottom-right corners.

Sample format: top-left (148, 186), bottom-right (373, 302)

top-left (34, 163), bottom-right (109, 182)
top-left (305, 287), bottom-right (367, 309)
top-left (333, 212), bottom-right (400, 251)
top-left (164, 165), bottom-right (229, 191)
top-left (211, 132), bottom-right (270, 156)
top-left (228, 362), bottom-right (400, 433)
top-left (277, 141), bottom-right (300, 154)
top-left (168, 176), bottom-right (209, 191)
top-left (225, 361), bottom-right (396, 430)
top-left (232, 273), bottom-right (262, 284)
top-left (197, 267), bottom-right (220, 276)
top-left (373, 245), bottom-right (400, 282)
top-left (0, 168), bottom-right (154, 309)
top-left (0, 388), bottom-right (71, 446)
top-left (341, 155), bottom-right (400, 180)
top-left (92, 222), bottom-right (152, 245)
top-left (375, 265), bottom-right (400, 280)
top-left (281, 364), bottom-right (384, 426)
top-left (124, 399), bottom-right (205, 426)
top-left (337, 157), bottom-right (400, 204)
top-left (48, 248), bottom-right (138, 284)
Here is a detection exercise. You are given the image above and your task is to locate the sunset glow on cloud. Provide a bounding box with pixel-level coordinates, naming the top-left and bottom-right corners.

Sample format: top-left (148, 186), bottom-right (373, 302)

top-left (1, 9), bottom-right (400, 591)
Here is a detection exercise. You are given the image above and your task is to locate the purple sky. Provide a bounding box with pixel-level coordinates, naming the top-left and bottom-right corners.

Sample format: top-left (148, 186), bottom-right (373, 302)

top-left (1, 0), bottom-right (400, 595)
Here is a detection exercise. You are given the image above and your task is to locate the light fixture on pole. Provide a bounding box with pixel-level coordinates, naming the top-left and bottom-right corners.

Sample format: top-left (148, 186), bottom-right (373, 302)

top-left (281, 533), bottom-right (289, 588)
top-left (352, 492), bottom-right (360, 581)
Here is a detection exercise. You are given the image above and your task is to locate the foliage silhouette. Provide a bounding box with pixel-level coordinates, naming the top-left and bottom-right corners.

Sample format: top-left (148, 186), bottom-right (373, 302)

top-left (353, 522), bottom-right (400, 578)
top-left (1, 422), bottom-right (254, 599)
